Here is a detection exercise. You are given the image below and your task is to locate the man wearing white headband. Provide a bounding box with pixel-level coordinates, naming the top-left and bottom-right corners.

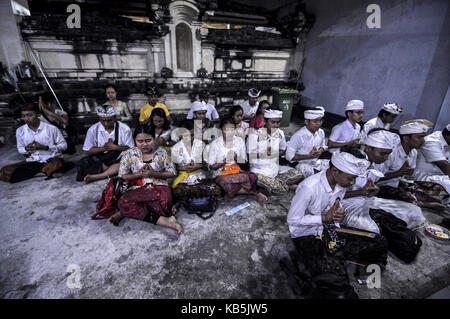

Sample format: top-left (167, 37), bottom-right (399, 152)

top-left (360, 102), bottom-right (403, 143)
top-left (186, 91), bottom-right (220, 124)
top-left (187, 101), bottom-right (212, 133)
top-left (341, 129), bottom-right (426, 256)
top-left (413, 124), bottom-right (450, 198)
top-left (287, 146), bottom-right (388, 298)
top-left (240, 88), bottom-right (261, 121)
top-left (77, 105), bottom-right (134, 184)
top-left (376, 119), bottom-right (432, 188)
top-left (247, 109), bottom-right (302, 194)
top-left (328, 99), bottom-right (364, 152)
top-left (286, 106), bottom-right (329, 178)
top-left (374, 119), bottom-right (445, 210)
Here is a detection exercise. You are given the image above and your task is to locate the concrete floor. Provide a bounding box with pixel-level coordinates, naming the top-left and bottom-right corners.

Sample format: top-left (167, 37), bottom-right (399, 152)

top-left (1, 123), bottom-right (449, 299)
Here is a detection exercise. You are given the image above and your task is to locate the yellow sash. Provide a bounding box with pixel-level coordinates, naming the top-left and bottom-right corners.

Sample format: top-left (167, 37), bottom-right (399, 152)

top-left (172, 169), bottom-right (200, 188)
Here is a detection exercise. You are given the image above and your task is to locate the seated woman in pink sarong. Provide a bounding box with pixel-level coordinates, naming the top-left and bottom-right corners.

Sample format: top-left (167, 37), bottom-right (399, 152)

top-left (205, 117), bottom-right (267, 204)
top-left (109, 125), bottom-right (182, 234)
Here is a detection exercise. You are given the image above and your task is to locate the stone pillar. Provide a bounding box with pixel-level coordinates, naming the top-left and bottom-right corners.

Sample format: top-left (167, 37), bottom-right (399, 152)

top-left (0, 0), bottom-right (26, 68)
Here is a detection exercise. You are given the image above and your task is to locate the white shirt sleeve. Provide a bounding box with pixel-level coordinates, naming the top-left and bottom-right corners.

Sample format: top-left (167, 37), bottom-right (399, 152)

top-left (49, 125), bottom-right (67, 152)
top-left (121, 126), bottom-right (135, 148)
top-left (286, 133), bottom-right (302, 161)
top-left (16, 128), bottom-right (27, 155)
top-left (320, 130), bottom-right (328, 151)
top-left (421, 140), bottom-right (446, 162)
top-left (279, 131), bottom-right (287, 151)
top-left (210, 106), bottom-right (220, 119)
top-left (287, 184), bottom-right (323, 227)
top-left (83, 125), bottom-right (98, 151)
top-left (329, 124), bottom-right (342, 142)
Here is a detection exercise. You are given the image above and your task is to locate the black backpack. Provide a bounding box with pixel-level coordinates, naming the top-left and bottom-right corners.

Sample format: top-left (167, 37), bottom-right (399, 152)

top-left (369, 209), bottom-right (422, 263)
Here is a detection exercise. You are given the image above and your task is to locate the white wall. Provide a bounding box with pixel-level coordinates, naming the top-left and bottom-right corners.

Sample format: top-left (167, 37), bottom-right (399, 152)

top-left (300, 0), bottom-right (449, 130)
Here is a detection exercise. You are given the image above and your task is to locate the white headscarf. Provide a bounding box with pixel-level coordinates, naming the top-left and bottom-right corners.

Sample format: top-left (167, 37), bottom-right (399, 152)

top-left (264, 109), bottom-right (283, 119)
top-left (381, 102), bottom-right (403, 115)
top-left (345, 99), bottom-right (364, 111)
top-left (304, 106), bottom-right (325, 120)
top-left (331, 150), bottom-right (370, 177)
top-left (248, 88), bottom-right (261, 98)
top-left (446, 124), bottom-right (450, 131)
top-left (399, 119), bottom-right (433, 135)
top-left (192, 101), bottom-right (207, 112)
top-left (96, 105), bottom-right (115, 117)
top-left (364, 130), bottom-right (400, 150)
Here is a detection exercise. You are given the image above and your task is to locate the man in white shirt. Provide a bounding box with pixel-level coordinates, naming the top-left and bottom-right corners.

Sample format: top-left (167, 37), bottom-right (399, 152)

top-left (360, 102), bottom-right (403, 143)
top-left (375, 119), bottom-right (445, 210)
top-left (247, 109), bottom-right (302, 194)
top-left (287, 147), bottom-right (388, 298)
top-left (186, 90), bottom-right (220, 124)
top-left (328, 99), bottom-right (364, 152)
top-left (76, 105), bottom-right (134, 183)
top-left (341, 130), bottom-right (425, 263)
top-left (240, 88), bottom-right (260, 122)
top-left (413, 124), bottom-right (450, 199)
top-left (286, 106), bottom-right (329, 178)
top-left (0, 102), bottom-right (67, 183)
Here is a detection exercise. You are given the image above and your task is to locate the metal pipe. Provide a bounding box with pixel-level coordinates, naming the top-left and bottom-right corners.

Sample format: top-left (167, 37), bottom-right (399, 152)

top-left (24, 41), bottom-right (64, 111)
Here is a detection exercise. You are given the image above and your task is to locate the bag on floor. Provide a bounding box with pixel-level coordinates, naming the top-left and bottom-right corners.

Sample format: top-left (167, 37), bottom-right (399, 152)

top-left (91, 178), bottom-right (123, 220)
top-left (185, 196), bottom-right (218, 220)
top-left (369, 209), bottom-right (422, 263)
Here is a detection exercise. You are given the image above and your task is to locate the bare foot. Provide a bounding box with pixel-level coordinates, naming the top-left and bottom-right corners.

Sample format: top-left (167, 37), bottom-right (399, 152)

top-left (163, 216), bottom-right (182, 235)
top-left (109, 212), bottom-right (124, 226)
top-left (288, 184), bottom-right (298, 191)
top-left (256, 192), bottom-right (268, 205)
top-left (34, 172), bottom-right (46, 177)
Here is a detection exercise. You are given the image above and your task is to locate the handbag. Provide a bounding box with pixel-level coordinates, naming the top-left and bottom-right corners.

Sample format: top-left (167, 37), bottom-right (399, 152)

top-left (184, 196), bottom-right (218, 220)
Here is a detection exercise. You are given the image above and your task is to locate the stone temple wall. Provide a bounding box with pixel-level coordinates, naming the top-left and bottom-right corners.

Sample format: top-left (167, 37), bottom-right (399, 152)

top-left (0, 0), bottom-right (314, 142)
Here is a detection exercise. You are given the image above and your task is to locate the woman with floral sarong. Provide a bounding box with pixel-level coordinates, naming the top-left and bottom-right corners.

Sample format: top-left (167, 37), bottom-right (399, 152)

top-left (205, 117), bottom-right (267, 204)
top-left (171, 119), bottom-right (222, 210)
top-left (109, 125), bottom-right (182, 234)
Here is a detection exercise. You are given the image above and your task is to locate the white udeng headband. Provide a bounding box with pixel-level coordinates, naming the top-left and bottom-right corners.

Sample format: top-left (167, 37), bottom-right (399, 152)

top-left (364, 130), bottom-right (400, 150)
top-left (331, 150), bottom-right (370, 177)
top-left (345, 99), bottom-right (364, 111)
top-left (192, 101), bottom-right (207, 112)
top-left (399, 120), bottom-right (432, 135)
top-left (248, 88), bottom-right (261, 98)
top-left (304, 106), bottom-right (325, 120)
top-left (381, 102), bottom-right (403, 115)
top-left (96, 106), bottom-right (115, 117)
top-left (264, 109), bottom-right (283, 119)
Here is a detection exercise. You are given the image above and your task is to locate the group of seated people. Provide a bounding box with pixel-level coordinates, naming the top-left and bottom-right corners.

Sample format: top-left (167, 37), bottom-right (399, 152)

top-left (1, 85), bottom-right (449, 297)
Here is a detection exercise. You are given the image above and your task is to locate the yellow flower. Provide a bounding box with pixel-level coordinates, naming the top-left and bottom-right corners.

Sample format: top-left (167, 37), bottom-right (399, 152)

top-left (328, 241), bottom-right (337, 249)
